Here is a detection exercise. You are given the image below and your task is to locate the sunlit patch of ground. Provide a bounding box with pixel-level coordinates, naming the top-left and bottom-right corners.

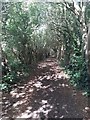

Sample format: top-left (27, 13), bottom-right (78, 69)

top-left (2, 58), bottom-right (89, 119)
top-left (16, 100), bottom-right (53, 119)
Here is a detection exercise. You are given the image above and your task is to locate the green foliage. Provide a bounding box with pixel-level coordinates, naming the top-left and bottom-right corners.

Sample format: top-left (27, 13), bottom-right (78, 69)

top-left (1, 60), bottom-right (30, 91)
top-left (85, 2), bottom-right (90, 24)
top-left (1, 2), bottom-right (51, 91)
top-left (60, 2), bottom-right (90, 96)
top-left (66, 54), bottom-right (89, 96)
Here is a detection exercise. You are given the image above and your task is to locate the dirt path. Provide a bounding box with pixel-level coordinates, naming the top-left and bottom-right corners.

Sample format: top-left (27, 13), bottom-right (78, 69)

top-left (2, 58), bottom-right (89, 119)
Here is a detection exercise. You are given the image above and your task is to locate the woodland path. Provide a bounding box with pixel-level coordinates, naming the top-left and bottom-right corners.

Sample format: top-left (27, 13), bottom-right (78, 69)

top-left (2, 58), bottom-right (89, 120)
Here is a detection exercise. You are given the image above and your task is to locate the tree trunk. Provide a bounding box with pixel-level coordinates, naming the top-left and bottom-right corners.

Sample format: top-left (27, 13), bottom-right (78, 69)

top-left (57, 46), bottom-right (61, 60)
top-left (87, 24), bottom-right (90, 76)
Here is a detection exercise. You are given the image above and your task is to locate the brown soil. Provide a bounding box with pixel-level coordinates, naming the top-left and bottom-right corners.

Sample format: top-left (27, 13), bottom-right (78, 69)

top-left (2, 58), bottom-right (90, 120)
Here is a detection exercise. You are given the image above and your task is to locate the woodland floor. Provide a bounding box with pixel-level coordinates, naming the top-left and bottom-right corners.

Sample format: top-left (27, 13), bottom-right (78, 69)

top-left (2, 58), bottom-right (90, 120)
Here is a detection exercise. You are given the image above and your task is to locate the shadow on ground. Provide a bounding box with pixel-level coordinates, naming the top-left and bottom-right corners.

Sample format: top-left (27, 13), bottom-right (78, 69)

top-left (2, 58), bottom-right (89, 119)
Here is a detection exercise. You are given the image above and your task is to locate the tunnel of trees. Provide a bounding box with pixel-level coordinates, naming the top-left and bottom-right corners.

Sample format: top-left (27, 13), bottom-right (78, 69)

top-left (1, 1), bottom-right (90, 96)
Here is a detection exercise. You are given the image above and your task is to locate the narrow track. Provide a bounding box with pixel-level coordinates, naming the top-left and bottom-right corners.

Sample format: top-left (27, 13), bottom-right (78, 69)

top-left (2, 58), bottom-right (89, 119)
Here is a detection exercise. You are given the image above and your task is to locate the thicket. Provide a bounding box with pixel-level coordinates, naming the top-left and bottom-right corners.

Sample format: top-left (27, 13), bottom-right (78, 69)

top-left (1, 2), bottom-right (50, 91)
top-left (1, 2), bottom-right (90, 96)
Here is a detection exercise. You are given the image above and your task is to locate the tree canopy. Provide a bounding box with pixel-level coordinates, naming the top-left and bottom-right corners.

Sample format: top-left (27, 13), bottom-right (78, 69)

top-left (1, 1), bottom-right (90, 96)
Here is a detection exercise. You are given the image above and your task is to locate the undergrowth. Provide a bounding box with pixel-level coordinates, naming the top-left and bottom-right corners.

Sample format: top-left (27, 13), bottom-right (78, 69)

top-left (65, 55), bottom-right (90, 97)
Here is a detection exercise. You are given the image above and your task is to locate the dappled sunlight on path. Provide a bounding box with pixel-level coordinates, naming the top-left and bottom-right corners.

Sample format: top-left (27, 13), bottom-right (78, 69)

top-left (2, 58), bottom-right (89, 119)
